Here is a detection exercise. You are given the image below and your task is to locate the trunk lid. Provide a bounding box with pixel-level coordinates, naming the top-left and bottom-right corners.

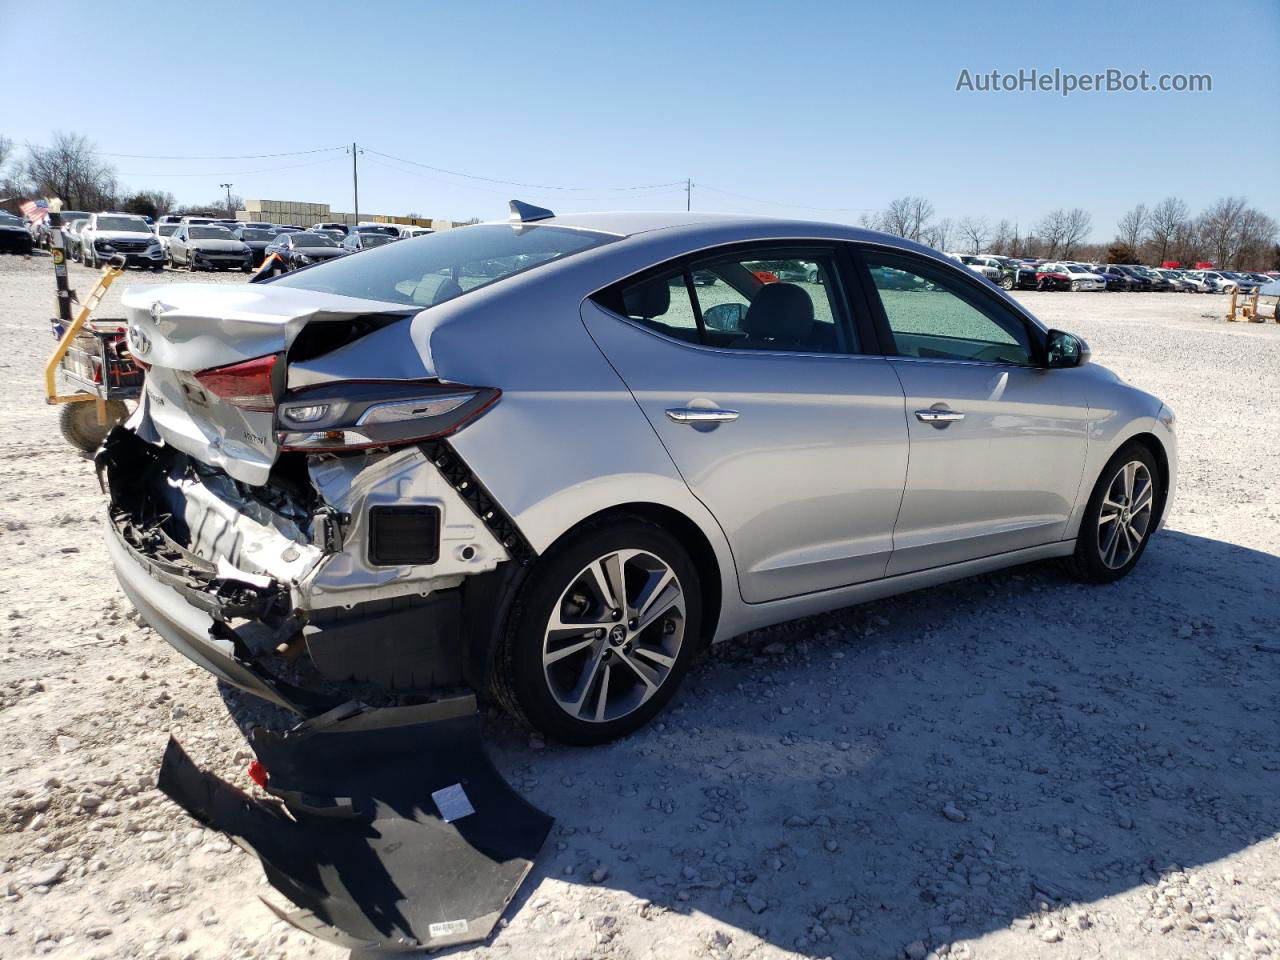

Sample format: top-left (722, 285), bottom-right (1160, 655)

top-left (122, 283), bottom-right (419, 485)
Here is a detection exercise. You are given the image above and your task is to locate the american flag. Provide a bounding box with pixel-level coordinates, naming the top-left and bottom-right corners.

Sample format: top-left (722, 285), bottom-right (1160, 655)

top-left (18, 199), bottom-right (48, 224)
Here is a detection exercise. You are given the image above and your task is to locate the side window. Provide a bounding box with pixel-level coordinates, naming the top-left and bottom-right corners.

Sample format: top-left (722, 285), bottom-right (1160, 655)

top-left (609, 268), bottom-right (701, 344)
top-left (862, 251), bottom-right (1033, 366)
top-left (596, 247), bottom-right (855, 354)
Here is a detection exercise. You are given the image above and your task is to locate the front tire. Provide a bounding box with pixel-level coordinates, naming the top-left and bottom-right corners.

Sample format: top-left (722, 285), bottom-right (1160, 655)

top-left (1000, 275), bottom-right (1015, 290)
top-left (1066, 443), bottom-right (1161, 584)
top-left (494, 518), bottom-right (702, 745)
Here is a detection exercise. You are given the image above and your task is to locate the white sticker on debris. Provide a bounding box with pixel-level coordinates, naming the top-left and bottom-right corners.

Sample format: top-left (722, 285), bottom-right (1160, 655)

top-left (431, 783), bottom-right (475, 823)
top-left (428, 918), bottom-right (469, 938)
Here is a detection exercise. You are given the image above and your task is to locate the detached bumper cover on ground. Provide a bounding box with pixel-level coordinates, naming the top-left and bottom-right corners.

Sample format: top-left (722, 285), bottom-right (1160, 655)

top-left (159, 697), bottom-right (553, 952)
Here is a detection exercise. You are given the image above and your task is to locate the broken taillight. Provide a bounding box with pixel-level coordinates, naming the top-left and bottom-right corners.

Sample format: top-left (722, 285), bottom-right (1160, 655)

top-left (247, 759), bottom-right (268, 789)
top-left (194, 354), bottom-right (279, 412)
top-left (275, 380), bottom-right (499, 452)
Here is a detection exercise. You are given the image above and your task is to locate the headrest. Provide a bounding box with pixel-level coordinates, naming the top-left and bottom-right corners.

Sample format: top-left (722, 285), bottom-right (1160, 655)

top-left (431, 277), bottom-right (463, 305)
top-left (742, 282), bottom-right (814, 340)
top-left (622, 278), bottom-right (671, 319)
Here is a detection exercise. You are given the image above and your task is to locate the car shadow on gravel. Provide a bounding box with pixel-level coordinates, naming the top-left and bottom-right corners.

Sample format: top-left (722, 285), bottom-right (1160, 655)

top-left (216, 529), bottom-right (1280, 958)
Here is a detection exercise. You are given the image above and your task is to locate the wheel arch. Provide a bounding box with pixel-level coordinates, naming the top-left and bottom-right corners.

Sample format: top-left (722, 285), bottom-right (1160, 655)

top-left (538, 501), bottom-right (724, 649)
top-left (1125, 431), bottom-right (1173, 528)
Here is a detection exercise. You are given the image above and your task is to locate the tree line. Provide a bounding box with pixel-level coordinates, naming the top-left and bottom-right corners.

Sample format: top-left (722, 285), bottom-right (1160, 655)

top-left (860, 195), bottom-right (1277, 270)
top-left (0, 131), bottom-right (238, 220)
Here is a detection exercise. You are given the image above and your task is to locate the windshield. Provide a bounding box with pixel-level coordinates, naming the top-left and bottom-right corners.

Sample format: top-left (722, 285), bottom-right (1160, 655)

top-left (157, 224), bottom-right (178, 236)
top-left (293, 233), bottom-right (337, 247)
top-left (363, 234), bottom-right (396, 248)
top-left (189, 226), bottom-right (233, 239)
top-left (239, 229), bottom-right (275, 241)
top-left (273, 223), bottom-right (614, 307)
top-left (97, 216), bottom-right (150, 232)
top-left (0, 213), bottom-right (21, 224)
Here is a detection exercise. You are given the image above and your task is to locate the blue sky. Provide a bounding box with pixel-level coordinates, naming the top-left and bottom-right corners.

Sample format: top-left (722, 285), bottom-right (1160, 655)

top-left (2, 0), bottom-right (1276, 238)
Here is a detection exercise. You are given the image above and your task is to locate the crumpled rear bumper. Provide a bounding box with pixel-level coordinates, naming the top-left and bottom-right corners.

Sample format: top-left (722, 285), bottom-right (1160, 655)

top-left (158, 697), bottom-right (554, 952)
top-left (105, 513), bottom-right (337, 714)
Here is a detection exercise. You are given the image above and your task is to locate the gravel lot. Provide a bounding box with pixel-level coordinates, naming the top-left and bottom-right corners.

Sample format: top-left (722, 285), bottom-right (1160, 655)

top-left (0, 252), bottom-right (1277, 960)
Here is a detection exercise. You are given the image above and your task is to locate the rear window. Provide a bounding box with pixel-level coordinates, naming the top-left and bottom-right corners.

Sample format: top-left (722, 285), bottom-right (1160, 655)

top-left (272, 223), bottom-right (614, 308)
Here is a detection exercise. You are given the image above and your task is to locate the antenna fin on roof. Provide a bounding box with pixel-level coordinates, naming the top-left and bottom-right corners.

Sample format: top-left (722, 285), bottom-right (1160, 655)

top-left (508, 200), bottom-right (555, 223)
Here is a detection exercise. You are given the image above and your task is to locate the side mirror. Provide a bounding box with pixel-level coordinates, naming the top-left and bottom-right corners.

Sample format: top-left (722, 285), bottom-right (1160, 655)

top-left (703, 301), bottom-right (748, 332)
top-left (1046, 329), bottom-right (1090, 368)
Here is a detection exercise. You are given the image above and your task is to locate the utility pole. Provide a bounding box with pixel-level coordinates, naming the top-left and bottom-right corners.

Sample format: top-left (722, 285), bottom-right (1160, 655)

top-left (349, 142), bottom-right (360, 221)
top-left (45, 198), bottom-right (73, 327)
top-left (685, 178), bottom-right (691, 211)
top-left (220, 183), bottom-right (234, 218)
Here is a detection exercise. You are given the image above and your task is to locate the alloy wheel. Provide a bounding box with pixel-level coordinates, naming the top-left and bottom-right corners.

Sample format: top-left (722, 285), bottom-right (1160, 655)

top-left (541, 549), bottom-right (685, 723)
top-left (1097, 460), bottom-right (1154, 569)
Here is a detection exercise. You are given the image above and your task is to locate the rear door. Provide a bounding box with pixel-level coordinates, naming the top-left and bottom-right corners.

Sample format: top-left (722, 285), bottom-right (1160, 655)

top-left (582, 244), bottom-right (908, 604)
top-left (854, 247), bottom-right (1090, 575)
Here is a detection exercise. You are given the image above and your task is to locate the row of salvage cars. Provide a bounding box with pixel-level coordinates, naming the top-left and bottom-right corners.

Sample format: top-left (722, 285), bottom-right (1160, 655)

top-left (97, 202), bottom-right (1178, 951)
top-left (950, 252), bottom-right (1276, 293)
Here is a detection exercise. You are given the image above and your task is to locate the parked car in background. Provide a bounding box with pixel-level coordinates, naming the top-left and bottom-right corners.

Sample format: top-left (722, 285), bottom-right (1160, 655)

top-left (1188, 270), bottom-right (1240, 293)
top-left (350, 223), bottom-right (402, 239)
top-left (0, 211), bottom-right (33, 254)
top-left (1111, 265), bottom-right (1154, 291)
top-left (63, 218), bottom-right (90, 262)
top-left (989, 255), bottom-right (1038, 290)
top-left (400, 226), bottom-right (435, 238)
top-left (312, 228), bottom-right (347, 245)
top-left (237, 221), bottom-right (276, 231)
top-left (312, 222), bottom-right (349, 235)
top-left (1221, 272), bottom-right (1262, 294)
top-left (340, 230), bottom-right (399, 253)
top-left (1177, 271), bottom-right (1218, 293)
top-left (1087, 265), bottom-right (1129, 291)
top-left (1040, 262), bottom-right (1104, 291)
top-left (154, 222), bottom-right (180, 254)
top-left (157, 215), bottom-right (184, 228)
top-left (951, 254), bottom-right (1002, 281)
top-left (167, 223), bottom-right (253, 271)
top-left (1130, 266), bottom-right (1172, 292)
top-left (179, 216), bottom-right (221, 226)
top-left (266, 230), bottom-right (349, 269)
top-left (80, 212), bottom-right (166, 270)
top-left (1035, 264), bottom-right (1072, 291)
top-left (231, 226), bottom-right (280, 265)
top-left (1155, 269), bottom-right (1196, 292)
top-left (100, 209), bottom-right (1176, 744)
top-left (34, 210), bottom-right (91, 249)
top-left (274, 224), bottom-right (304, 233)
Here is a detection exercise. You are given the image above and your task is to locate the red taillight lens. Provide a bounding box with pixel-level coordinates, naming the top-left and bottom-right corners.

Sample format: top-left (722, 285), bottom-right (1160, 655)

top-left (275, 380), bottom-right (499, 452)
top-left (194, 354), bottom-right (278, 412)
top-left (247, 759), bottom-right (268, 789)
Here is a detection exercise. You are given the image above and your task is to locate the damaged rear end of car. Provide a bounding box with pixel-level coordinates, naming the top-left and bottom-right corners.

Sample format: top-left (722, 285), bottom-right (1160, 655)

top-left (97, 279), bottom-right (546, 951)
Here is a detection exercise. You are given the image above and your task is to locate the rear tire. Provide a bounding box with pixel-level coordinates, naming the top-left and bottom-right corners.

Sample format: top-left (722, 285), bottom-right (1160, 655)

top-left (1065, 443), bottom-right (1161, 584)
top-left (493, 518), bottom-right (702, 745)
top-left (58, 400), bottom-right (128, 454)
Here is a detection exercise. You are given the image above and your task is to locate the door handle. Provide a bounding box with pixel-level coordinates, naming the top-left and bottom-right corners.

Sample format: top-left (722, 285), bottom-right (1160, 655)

top-left (665, 407), bottom-right (740, 424)
top-left (914, 409), bottom-right (965, 424)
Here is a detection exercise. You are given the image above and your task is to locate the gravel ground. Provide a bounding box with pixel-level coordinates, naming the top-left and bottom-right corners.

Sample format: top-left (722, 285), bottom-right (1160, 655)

top-left (0, 252), bottom-right (1278, 960)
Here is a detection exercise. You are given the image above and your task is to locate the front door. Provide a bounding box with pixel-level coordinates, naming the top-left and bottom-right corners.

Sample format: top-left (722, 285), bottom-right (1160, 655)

top-left (582, 244), bottom-right (908, 603)
top-left (857, 248), bottom-right (1090, 576)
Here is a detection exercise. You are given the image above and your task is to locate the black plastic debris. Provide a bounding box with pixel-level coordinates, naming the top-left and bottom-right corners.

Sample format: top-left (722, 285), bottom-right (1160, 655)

top-left (158, 695), bottom-right (552, 953)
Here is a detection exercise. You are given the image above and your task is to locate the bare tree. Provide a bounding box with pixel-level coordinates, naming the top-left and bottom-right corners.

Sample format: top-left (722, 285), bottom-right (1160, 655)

top-left (1060, 208), bottom-right (1093, 258)
top-left (989, 219), bottom-right (1012, 255)
top-left (1198, 196), bottom-right (1249, 268)
top-left (1145, 197), bottom-right (1189, 265)
top-left (1233, 208), bottom-right (1278, 270)
top-left (1116, 204), bottom-right (1148, 256)
top-left (0, 135), bottom-right (14, 173)
top-left (958, 216), bottom-right (990, 254)
top-left (25, 131), bottom-right (117, 209)
top-left (876, 196), bottom-right (934, 242)
top-left (1036, 209), bottom-right (1067, 258)
top-left (922, 217), bottom-right (952, 251)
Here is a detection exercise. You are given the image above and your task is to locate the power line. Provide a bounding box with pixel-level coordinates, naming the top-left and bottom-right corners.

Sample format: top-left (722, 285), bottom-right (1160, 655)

top-left (361, 155), bottom-right (684, 204)
top-left (363, 147), bottom-right (683, 193)
top-left (696, 183), bottom-right (876, 214)
top-left (101, 146), bottom-right (346, 160)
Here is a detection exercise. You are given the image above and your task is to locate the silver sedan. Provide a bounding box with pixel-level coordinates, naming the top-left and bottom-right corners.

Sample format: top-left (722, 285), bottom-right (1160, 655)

top-left (101, 205), bottom-right (1177, 744)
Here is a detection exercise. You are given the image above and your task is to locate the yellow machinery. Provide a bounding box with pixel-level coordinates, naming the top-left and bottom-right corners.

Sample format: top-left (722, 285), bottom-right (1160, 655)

top-left (45, 257), bottom-right (141, 451)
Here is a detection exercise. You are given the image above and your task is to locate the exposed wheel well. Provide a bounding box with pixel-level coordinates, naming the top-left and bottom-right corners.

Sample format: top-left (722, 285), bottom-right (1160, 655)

top-left (1125, 432), bottom-right (1171, 526)
top-left (551, 503), bottom-right (723, 648)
